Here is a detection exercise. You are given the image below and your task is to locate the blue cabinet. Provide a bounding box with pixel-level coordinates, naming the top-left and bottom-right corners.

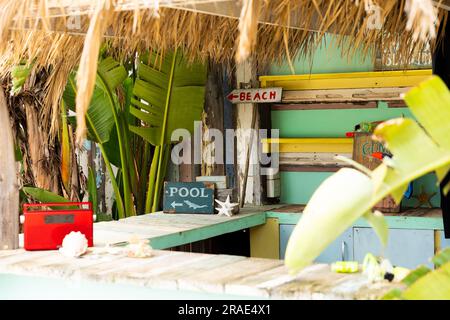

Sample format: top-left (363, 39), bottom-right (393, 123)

top-left (440, 231), bottom-right (450, 250)
top-left (280, 225), bottom-right (353, 263)
top-left (279, 224), bottom-right (442, 268)
top-left (353, 228), bottom-right (435, 269)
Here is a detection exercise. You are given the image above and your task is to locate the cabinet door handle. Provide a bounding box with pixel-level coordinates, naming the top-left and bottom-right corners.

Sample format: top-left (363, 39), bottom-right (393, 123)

top-left (341, 241), bottom-right (346, 261)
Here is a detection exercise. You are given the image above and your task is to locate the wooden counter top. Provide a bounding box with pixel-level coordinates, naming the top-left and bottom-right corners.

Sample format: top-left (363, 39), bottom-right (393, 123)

top-left (0, 248), bottom-right (399, 300)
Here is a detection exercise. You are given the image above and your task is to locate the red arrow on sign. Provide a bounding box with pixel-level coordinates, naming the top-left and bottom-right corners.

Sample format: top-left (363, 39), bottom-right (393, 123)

top-left (227, 93), bottom-right (238, 100)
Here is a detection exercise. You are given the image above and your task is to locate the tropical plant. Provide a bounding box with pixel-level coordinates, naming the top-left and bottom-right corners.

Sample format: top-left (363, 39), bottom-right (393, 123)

top-left (9, 65), bottom-right (70, 197)
top-left (382, 248), bottom-right (450, 300)
top-left (284, 76), bottom-right (450, 274)
top-left (63, 56), bottom-right (133, 219)
top-left (61, 50), bottom-right (207, 218)
top-left (130, 50), bottom-right (207, 212)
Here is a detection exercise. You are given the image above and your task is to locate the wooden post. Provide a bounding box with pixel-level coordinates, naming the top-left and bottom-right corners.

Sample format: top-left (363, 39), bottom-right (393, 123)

top-left (0, 87), bottom-right (19, 250)
top-left (202, 61), bottom-right (225, 177)
top-left (236, 59), bottom-right (262, 206)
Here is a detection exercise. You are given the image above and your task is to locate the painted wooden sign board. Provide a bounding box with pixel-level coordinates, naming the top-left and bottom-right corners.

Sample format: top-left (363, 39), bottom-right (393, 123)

top-left (163, 182), bottom-right (215, 214)
top-left (227, 88), bottom-right (282, 104)
top-left (352, 132), bottom-right (400, 213)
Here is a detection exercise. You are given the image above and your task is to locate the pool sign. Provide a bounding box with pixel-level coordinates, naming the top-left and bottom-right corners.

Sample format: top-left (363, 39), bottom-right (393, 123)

top-left (163, 182), bottom-right (215, 214)
top-left (227, 88), bottom-right (282, 104)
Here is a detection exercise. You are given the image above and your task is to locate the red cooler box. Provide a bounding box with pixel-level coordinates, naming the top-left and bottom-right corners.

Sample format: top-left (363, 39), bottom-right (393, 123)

top-left (22, 202), bottom-right (94, 250)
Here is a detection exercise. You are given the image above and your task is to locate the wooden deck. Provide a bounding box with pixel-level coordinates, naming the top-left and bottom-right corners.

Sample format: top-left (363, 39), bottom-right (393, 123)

top-left (0, 248), bottom-right (399, 299)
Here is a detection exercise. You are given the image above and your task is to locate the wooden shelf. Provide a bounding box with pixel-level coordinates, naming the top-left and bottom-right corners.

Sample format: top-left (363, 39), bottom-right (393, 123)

top-left (259, 69), bottom-right (432, 91)
top-left (262, 138), bottom-right (353, 153)
top-left (279, 87), bottom-right (410, 104)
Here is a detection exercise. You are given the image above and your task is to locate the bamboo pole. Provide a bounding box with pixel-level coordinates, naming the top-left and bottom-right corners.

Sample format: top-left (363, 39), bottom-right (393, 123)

top-left (0, 87), bottom-right (19, 250)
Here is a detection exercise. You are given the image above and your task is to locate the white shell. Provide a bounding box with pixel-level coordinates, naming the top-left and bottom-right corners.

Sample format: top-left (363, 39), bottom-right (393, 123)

top-left (126, 236), bottom-right (153, 258)
top-left (59, 231), bottom-right (88, 258)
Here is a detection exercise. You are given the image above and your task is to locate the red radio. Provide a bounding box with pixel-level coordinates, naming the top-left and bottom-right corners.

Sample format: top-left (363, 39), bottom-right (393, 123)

top-left (22, 202), bottom-right (94, 251)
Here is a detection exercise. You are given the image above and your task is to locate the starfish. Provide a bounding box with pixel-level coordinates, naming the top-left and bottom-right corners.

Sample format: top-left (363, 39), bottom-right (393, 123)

top-left (215, 195), bottom-right (239, 217)
top-left (412, 185), bottom-right (437, 209)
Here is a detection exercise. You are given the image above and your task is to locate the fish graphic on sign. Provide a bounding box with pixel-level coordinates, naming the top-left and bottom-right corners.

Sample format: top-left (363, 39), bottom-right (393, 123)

top-left (163, 182), bottom-right (215, 214)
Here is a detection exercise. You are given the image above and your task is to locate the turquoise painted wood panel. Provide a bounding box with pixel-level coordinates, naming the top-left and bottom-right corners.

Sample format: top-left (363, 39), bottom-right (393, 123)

top-left (353, 228), bottom-right (435, 269)
top-left (272, 102), bottom-right (413, 138)
top-left (279, 225), bottom-right (353, 263)
top-left (280, 171), bottom-right (333, 204)
top-left (280, 171), bottom-right (440, 207)
top-left (269, 34), bottom-right (374, 75)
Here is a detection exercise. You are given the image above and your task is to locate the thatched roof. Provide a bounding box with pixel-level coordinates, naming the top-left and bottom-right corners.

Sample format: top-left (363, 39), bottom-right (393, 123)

top-left (0, 0), bottom-right (448, 142)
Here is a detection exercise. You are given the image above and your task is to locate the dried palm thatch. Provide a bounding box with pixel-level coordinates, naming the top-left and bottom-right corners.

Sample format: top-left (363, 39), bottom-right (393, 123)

top-left (0, 0), bottom-right (447, 143)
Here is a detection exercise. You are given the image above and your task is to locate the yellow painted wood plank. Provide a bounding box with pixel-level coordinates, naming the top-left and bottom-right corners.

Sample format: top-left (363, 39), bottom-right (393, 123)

top-left (262, 138), bottom-right (354, 153)
top-left (260, 69), bottom-right (432, 90)
top-left (250, 218), bottom-right (280, 259)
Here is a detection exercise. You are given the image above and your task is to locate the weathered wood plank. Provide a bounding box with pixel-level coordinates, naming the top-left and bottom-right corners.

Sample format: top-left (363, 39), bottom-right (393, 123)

top-left (0, 87), bottom-right (19, 250)
top-left (268, 264), bottom-right (401, 299)
top-left (116, 214), bottom-right (209, 226)
top-left (94, 221), bottom-right (185, 235)
top-left (225, 264), bottom-right (293, 297)
top-left (273, 102), bottom-right (377, 110)
top-left (280, 87), bottom-right (410, 104)
top-left (93, 230), bottom-right (155, 246)
top-left (280, 152), bottom-right (352, 166)
top-left (155, 254), bottom-right (246, 284)
top-left (0, 247), bottom-right (399, 300)
top-left (177, 258), bottom-right (283, 293)
top-left (106, 252), bottom-right (216, 290)
top-left (0, 250), bottom-right (56, 267)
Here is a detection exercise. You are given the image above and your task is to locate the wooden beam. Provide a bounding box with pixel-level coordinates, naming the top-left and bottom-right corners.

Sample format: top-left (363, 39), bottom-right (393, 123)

top-left (0, 87), bottom-right (19, 250)
top-left (272, 102), bottom-right (378, 111)
top-left (260, 70), bottom-right (432, 91)
top-left (202, 61), bottom-right (225, 176)
top-left (387, 101), bottom-right (408, 108)
top-left (236, 59), bottom-right (262, 206)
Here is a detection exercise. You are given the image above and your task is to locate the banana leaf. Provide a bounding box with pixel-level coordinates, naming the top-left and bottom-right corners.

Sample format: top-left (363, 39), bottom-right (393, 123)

top-left (88, 167), bottom-right (98, 215)
top-left (383, 248), bottom-right (450, 299)
top-left (285, 76), bottom-right (450, 274)
top-left (60, 100), bottom-right (71, 193)
top-left (129, 51), bottom-right (207, 213)
top-left (23, 187), bottom-right (69, 203)
top-left (63, 56), bottom-right (131, 219)
top-left (11, 62), bottom-right (33, 94)
top-left (22, 187), bottom-right (80, 210)
top-left (129, 51), bottom-right (207, 146)
top-left (63, 57), bottom-right (127, 145)
top-left (401, 262), bottom-right (450, 299)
